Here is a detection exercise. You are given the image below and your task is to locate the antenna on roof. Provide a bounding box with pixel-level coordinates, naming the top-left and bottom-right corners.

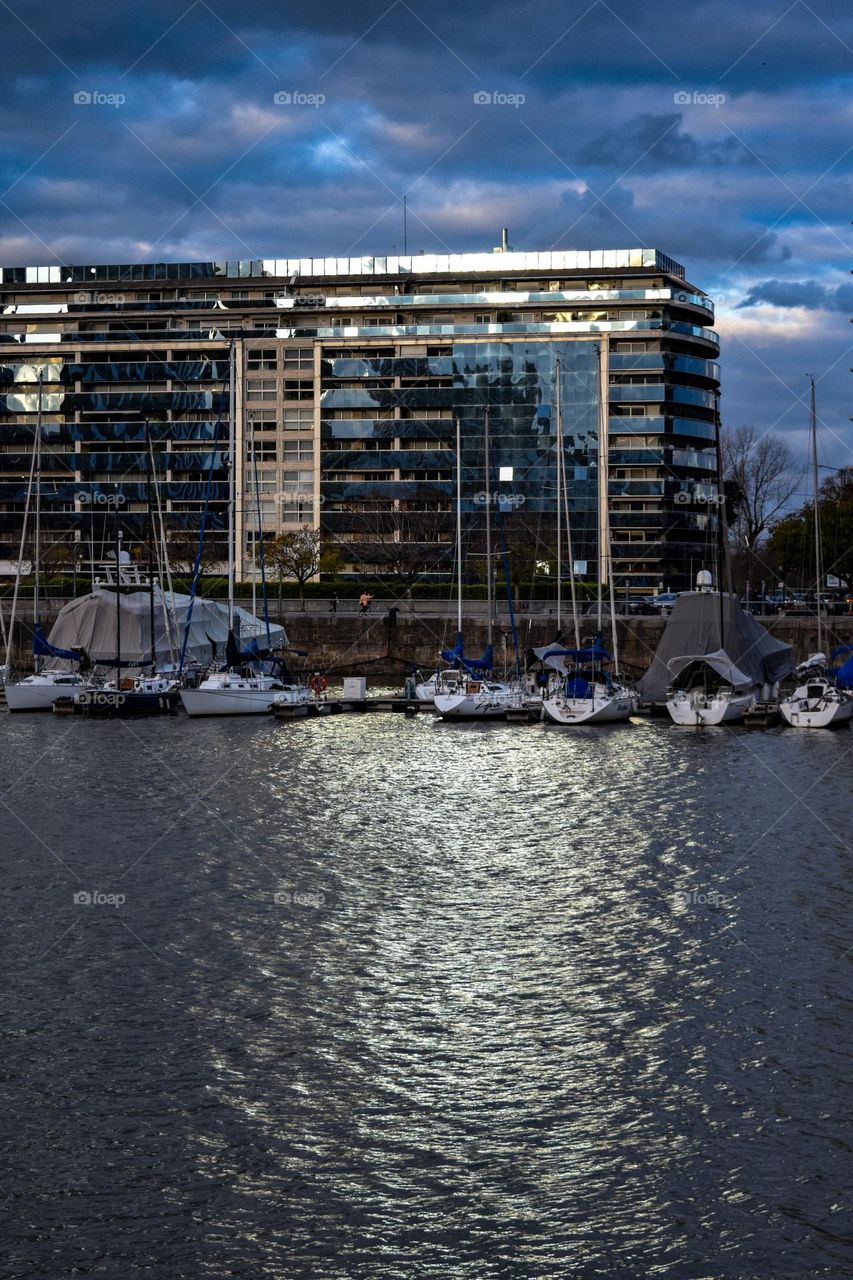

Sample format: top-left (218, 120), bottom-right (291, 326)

top-left (403, 196), bottom-right (407, 256)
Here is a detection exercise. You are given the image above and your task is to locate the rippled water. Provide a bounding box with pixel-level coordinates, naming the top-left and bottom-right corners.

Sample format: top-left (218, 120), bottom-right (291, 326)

top-left (3, 709), bottom-right (852, 1278)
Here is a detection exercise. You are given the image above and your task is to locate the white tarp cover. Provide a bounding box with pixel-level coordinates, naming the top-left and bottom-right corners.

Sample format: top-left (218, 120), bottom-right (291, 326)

top-left (637, 592), bottom-right (794, 702)
top-left (44, 587), bottom-right (287, 673)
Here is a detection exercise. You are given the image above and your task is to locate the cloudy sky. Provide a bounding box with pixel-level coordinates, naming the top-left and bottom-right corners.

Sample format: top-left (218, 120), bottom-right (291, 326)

top-left (0, 0), bottom-right (850, 481)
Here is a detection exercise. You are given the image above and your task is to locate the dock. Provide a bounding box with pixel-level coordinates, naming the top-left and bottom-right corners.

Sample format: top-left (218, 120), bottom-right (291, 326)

top-left (272, 697), bottom-right (541, 722)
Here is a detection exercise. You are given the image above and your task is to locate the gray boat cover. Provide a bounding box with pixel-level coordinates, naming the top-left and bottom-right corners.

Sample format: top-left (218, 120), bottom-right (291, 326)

top-left (637, 592), bottom-right (794, 702)
top-left (43, 587), bottom-right (287, 674)
top-left (667, 649), bottom-right (754, 690)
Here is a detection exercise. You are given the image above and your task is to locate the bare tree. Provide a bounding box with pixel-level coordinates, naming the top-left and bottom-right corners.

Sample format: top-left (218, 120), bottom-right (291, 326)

top-left (722, 425), bottom-right (800, 551)
top-left (269, 527), bottom-right (322, 609)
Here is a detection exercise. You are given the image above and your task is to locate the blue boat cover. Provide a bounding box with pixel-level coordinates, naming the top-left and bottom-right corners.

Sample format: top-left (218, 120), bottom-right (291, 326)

top-left (461, 644), bottom-right (493, 673)
top-left (32, 623), bottom-right (81, 663)
top-left (440, 632), bottom-right (464, 664)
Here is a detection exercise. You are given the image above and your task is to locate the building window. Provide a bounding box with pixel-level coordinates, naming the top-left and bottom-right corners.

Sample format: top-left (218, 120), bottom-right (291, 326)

top-left (246, 378), bottom-right (277, 400)
top-left (248, 439), bottom-right (277, 461)
top-left (283, 408), bottom-right (313, 430)
top-left (283, 441), bottom-right (313, 462)
top-left (282, 380), bottom-right (313, 401)
top-left (283, 348), bottom-right (313, 370)
top-left (247, 348), bottom-right (277, 370)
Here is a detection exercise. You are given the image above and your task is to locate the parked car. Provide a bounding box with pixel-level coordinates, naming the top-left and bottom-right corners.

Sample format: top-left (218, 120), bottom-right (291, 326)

top-left (648, 592), bottom-right (681, 616)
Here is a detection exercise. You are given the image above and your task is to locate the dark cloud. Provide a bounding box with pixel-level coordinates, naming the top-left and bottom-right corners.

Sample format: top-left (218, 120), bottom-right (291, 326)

top-left (737, 279), bottom-right (853, 312)
top-left (0, 0), bottom-right (848, 463)
top-left (578, 113), bottom-right (752, 171)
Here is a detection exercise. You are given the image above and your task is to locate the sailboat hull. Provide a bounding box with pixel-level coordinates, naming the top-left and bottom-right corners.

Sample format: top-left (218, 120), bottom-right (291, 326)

top-left (5, 674), bottom-right (85, 711)
top-left (180, 684), bottom-right (279, 717)
top-left (542, 692), bottom-right (634, 725)
top-left (434, 685), bottom-right (523, 719)
top-left (780, 686), bottom-right (853, 728)
top-left (74, 687), bottom-right (180, 716)
top-left (666, 690), bottom-right (755, 725)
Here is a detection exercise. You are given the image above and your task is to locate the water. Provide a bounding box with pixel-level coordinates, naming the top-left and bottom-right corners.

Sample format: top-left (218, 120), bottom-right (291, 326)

top-left (3, 711), bottom-right (852, 1279)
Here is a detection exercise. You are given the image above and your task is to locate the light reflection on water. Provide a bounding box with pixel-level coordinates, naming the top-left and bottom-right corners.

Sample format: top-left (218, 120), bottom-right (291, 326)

top-left (3, 712), bottom-right (852, 1278)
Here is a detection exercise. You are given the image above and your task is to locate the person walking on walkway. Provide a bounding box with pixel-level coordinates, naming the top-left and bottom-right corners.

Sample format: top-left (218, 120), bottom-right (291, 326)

top-left (359, 591), bottom-right (373, 615)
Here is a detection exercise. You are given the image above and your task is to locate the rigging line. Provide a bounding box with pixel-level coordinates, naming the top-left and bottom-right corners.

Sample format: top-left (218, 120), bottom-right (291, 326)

top-left (4, 413), bottom-right (39, 672)
top-left (251, 419), bottom-right (272, 648)
top-left (178, 379), bottom-right (229, 676)
top-left (148, 432), bottom-right (176, 668)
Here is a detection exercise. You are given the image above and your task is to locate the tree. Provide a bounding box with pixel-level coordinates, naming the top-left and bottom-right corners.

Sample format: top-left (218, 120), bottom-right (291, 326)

top-left (766, 467), bottom-right (853, 589)
top-left (269, 527), bottom-right (322, 609)
top-left (722, 425), bottom-right (800, 552)
top-left (329, 497), bottom-right (454, 584)
top-left (167, 531), bottom-right (225, 585)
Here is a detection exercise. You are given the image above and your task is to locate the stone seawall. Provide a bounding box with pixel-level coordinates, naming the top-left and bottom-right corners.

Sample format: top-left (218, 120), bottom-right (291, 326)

top-left (278, 613), bottom-right (853, 678)
top-left (6, 601), bottom-right (852, 679)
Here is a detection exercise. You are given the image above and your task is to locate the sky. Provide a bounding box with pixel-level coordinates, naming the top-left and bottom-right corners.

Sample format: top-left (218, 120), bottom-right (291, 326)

top-left (0, 0), bottom-right (850, 488)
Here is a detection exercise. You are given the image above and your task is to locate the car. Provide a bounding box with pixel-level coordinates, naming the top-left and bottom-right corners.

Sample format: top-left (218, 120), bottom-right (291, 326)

top-left (648, 592), bottom-right (681, 616)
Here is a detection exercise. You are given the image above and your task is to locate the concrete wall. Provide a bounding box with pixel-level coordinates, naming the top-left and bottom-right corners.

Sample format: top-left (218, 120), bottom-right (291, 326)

top-left (6, 598), bottom-right (852, 679)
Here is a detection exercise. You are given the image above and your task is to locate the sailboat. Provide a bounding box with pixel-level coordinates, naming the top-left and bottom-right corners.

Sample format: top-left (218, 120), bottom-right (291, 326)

top-left (665, 644), bottom-right (758, 725)
top-left (181, 349), bottom-right (305, 717)
top-left (780, 379), bottom-right (852, 728)
top-left (5, 376), bottom-right (86, 711)
top-left (434, 413), bottom-right (525, 720)
top-left (541, 347), bottom-right (635, 726)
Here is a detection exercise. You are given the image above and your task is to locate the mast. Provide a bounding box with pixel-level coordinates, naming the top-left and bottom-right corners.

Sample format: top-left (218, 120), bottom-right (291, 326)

top-left (484, 407), bottom-right (493, 648)
top-left (810, 376), bottom-right (823, 653)
top-left (227, 338), bottom-right (237, 631)
top-left (556, 357), bottom-right (581, 648)
top-left (596, 346), bottom-right (607, 633)
top-left (32, 376), bottom-right (43, 672)
top-left (455, 416), bottom-right (462, 640)
top-left (114, 492), bottom-right (122, 678)
top-left (5, 404), bottom-right (39, 674)
top-left (249, 413), bottom-right (257, 624)
top-left (251, 412), bottom-right (272, 648)
top-left (145, 425), bottom-right (156, 669)
top-left (713, 418), bottom-right (727, 648)
top-left (555, 358), bottom-right (562, 634)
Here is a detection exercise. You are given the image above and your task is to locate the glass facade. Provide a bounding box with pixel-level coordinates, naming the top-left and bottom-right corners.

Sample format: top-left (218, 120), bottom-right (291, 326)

top-left (0, 246), bottom-right (719, 590)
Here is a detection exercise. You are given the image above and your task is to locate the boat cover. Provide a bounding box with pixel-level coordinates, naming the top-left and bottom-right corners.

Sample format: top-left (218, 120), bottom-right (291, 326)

top-left (43, 587), bottom-right (287, 674)
top-left (637, 592), bottom-right (794, 702)
top-left (533, 642), bottom-right (611, 675)
top-left (666, 649), bottom-right (754, 690)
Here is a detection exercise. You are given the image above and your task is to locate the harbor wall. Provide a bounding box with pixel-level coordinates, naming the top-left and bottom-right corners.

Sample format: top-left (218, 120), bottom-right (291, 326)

top-left (6, 600), bottom-right (853, 679)
top-left (270, 613), bottom-right (853, 679)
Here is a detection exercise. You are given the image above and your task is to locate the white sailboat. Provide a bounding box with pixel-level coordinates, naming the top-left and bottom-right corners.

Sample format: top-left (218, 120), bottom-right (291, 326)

top-left (665, 649), bottom-right (757, 725)
top-left (779, 653), bottom-right (852, 728)
top-left (541, 346), bottom-right (635, 726)
top-left (434, 412), bottom-right (524, 721)
top-left (780, 380), bottom-right (852, 729)
top-left (5, 377), bottom-right (86, 711)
